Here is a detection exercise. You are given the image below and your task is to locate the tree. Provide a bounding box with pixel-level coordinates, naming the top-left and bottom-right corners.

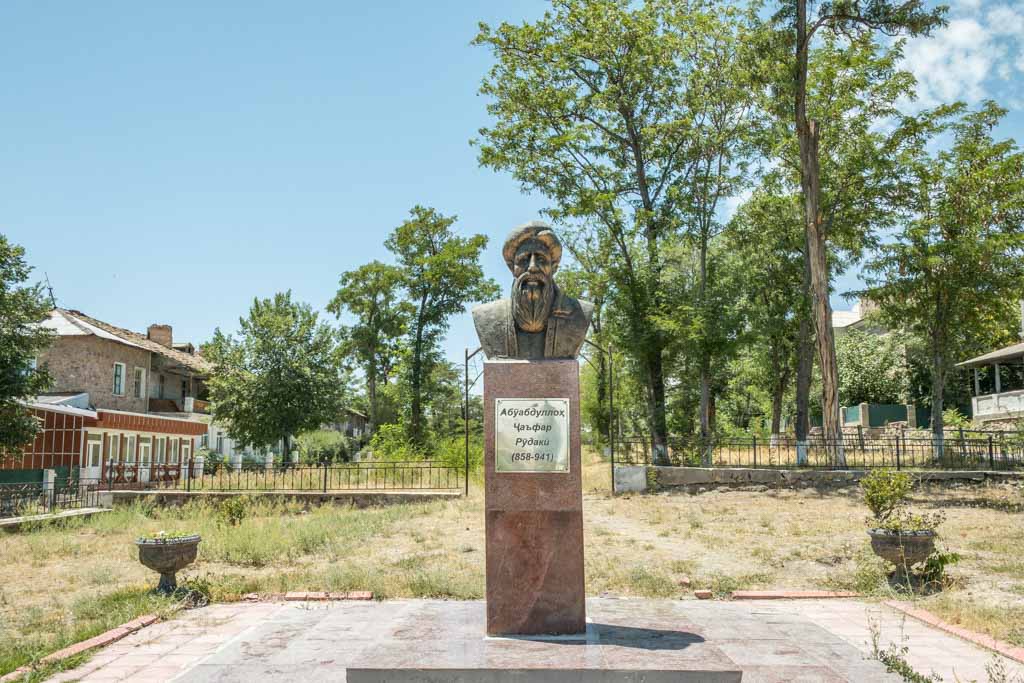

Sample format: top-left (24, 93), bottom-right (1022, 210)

top-left (770, 0), bottom-right (945, 457)
top-left (836, 328), bottom-right (911, 406)
top-left (0, 235), bottom-right (53, 454)
top-left (862, 101), bottom-right (1024, 445)
top-left (474, 0), bottom-right (756, 464)
top-left (328, 261), bottom-right (411, 434)
top-left (727, 187), bottom-right (805, 442)
top-left (205, 291), bottom-right (346, 462)
top-left (385, 206), bottom-right (498, 446)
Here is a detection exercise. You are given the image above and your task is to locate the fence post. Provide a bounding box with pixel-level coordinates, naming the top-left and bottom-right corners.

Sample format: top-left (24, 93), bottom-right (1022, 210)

top-left (323, 462), bottom-right (329, 493)
top-left (895, 436), bottom-right (901, 471)
top-left (108, 462), bottom-right (113, 492)
top-left (187, 456), bottom-right (193, 493)
top-left (752, 436), bottom-right (757, 468)
top-left (988, 435), bottom-right (995, 470)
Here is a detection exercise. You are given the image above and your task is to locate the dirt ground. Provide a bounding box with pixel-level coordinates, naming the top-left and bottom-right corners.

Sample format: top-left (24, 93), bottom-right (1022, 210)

top-left (1, 452), bottom-right (1021, 677)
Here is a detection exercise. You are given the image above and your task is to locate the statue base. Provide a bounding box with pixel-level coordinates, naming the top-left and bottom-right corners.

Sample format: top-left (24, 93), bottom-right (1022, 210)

top-left (483, 359), bottom-right (586, 636)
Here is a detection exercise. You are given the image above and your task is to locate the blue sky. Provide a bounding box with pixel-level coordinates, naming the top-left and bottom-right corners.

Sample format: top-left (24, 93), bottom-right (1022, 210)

top-left (3, 0), bottom-right (1022, 366)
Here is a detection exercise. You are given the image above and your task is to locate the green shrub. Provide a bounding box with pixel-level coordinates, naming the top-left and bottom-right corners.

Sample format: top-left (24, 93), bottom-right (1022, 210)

top-left (369, 423), bottom-right (425, 461)
top-left (198, 448), bottom-right (224, 475)
top-left (218, 497), bottom-right (249, 527)
top-left (296, 430), bottom-right (351, 464)
top-left (861, 469), bottom-right (912, 524)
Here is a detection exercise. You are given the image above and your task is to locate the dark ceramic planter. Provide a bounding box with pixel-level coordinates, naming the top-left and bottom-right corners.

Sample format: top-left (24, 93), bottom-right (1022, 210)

top-left (868, 528), bottom-right (935, 573)
top-left (136, 535), bottom-right (201, 593)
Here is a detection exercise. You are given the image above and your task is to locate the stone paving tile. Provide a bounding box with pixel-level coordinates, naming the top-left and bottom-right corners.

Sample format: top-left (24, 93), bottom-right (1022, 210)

top-left (46, 599), bottom-right (1023, 682)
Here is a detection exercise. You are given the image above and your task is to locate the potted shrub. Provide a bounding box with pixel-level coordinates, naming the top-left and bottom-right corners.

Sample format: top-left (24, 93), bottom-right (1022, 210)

top-left (136, 531), bottom-right (201, 593)
top-left (861, 470), bottom-right (942, 576)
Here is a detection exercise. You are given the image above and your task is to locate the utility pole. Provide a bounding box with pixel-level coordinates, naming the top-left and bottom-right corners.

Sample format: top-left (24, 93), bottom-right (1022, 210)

top-left (44, 273), bottom-right (57, 307)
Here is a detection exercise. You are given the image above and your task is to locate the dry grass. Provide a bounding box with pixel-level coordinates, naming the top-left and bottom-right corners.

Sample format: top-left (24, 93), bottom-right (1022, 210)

top-left (0, 450), bottom-right (1021, 676)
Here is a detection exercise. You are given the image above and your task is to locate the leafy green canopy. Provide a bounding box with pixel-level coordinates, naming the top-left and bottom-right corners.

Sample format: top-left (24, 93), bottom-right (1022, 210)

top-left (205, 291), bottom-right (346, 455)
top-left (328, 261), bottom-right (411, 431)
top-left (862, 101), bottom-right (1024, 434)
top-left (474, 0), bottom-right (758, 459)
top-left (0, 235), bottom-right (53, 454)
top-left (385, 206), bottom-right (497, 446)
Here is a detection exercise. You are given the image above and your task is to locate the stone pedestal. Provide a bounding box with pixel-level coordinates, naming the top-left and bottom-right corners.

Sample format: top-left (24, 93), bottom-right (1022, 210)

top-left (483, 359), bottom-right (586, 636)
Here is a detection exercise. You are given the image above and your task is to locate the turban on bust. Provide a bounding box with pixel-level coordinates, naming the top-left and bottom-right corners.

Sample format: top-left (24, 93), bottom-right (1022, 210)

top-left (502, 221), bottom-right (562, 272)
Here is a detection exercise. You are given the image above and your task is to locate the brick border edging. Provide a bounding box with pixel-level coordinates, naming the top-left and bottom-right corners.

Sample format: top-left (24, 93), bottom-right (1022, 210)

top-left (885, 600), bottom-right (1024, 664)
top-left (693, 589), bottom-right (859, 601)
top-left (0, 614), bottom-right (160, 682)
top-left (730, 590), bottom-right (860, 600)
top-left (283, 591), bottom-right (374, 601)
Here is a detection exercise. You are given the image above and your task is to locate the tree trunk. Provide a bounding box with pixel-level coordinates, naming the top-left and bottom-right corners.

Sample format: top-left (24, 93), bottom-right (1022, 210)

top-left (367, 370), bottom-right (378, 435)
top-left (645, 346), bottom-right (670, 465)
top-left (794, 251), bottom-right (814, 464)
top-left (931, 335), bottom-right (946, 459)
top-left (698, 233), bottom-right (712, 464)
top-left (282, 435), bottom-right (291, 466)
top-left (700, 359), bottom-right (712, 465)
top-left (795, 0), bottom-right (843, 465)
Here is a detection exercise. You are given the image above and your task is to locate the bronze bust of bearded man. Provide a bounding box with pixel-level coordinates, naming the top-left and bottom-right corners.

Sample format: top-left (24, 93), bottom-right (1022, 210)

top-left (472, 221), bottom-right (594, 360)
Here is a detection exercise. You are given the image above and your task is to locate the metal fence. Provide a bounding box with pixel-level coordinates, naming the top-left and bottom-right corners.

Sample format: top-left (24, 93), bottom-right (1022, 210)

top-left (179, 461), bottom-right (465, 492)
top-left (613, 433), bottom-right (1024, 470)
top-left (97, 460), bottom-right (465, 493)
top-left (0, 478), bottom-right (105, 519)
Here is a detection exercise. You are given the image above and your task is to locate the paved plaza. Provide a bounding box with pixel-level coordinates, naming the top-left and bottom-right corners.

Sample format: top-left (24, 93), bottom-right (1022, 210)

top-left (48, 598), bottom-right (1022, 682)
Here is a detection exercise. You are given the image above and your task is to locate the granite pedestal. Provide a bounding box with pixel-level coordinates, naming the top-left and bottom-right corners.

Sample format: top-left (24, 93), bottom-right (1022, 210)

top-left (484, 359), bottom-right (586, 636)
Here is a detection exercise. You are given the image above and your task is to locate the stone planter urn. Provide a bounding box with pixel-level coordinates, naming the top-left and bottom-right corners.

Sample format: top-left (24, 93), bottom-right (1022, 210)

top-left (136, 534), bottom-right (201, 593)
top-left (867, 528), bottom-right (935, 574)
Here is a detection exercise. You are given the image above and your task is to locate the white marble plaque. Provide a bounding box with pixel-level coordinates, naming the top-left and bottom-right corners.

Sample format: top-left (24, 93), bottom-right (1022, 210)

top-left (494, 398), bottom-right (570, 473)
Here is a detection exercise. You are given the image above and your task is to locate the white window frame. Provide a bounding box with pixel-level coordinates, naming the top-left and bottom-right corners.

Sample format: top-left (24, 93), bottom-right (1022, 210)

top-left (156, 437), bottom-right (166, 464)
top-left (126, 435), bottom-right (137, 463)
top-left (133, 367), bottom-right (146, 399)
top-left (112, 362), bottom-right (126, 396)
top-left (86, 435), bottom-right (102, 467)
top-left (108, 434), bottom-right (121, 462)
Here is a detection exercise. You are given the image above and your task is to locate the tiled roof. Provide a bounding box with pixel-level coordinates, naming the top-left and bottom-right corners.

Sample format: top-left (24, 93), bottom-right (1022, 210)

top-left (45, 308), bottom-right (212, 376)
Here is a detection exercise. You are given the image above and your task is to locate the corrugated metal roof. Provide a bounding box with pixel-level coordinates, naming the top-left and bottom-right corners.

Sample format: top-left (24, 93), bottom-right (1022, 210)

top-left (44, 308), bottom-right (211, 375)
top-left (957, 342), bottom-right (1024, 368)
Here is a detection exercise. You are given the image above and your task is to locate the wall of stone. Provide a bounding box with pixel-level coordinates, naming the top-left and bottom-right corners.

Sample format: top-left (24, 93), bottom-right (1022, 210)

top-left (617, 465), bottom-right (1022, 494)
top-left (38, 336), bottom-right (151, 413)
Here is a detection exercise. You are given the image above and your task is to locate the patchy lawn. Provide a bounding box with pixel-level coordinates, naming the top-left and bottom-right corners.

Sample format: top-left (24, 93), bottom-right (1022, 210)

top-left (0, 452), bottom-right (1021, 677)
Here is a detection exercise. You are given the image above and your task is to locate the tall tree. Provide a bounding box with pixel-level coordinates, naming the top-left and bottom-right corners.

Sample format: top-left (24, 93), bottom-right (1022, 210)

top-left (205, 291), bottom-right (346, 462)
top-left (772, 0), bottom-right (945, 457)
top-left (0, 235), bottom-right (53, 454)
top-left (474, 0), bottom-right (755, 464)
top-left (385, 206), bottom-right (498, 446)
top-left (727, 188), bottom-right (804, 443)
top-left (328, 261), bottom-right (411, 433)
top-left (862, 101), bottom-right (1024, 446)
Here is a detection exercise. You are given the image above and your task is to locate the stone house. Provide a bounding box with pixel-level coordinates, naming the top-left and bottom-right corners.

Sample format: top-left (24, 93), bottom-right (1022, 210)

top-left (38, 309), bottom-right (211, 415)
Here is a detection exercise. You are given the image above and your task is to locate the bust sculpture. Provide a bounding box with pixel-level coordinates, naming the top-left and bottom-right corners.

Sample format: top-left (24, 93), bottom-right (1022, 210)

top-left (472, 221), bottom-right (594, 360)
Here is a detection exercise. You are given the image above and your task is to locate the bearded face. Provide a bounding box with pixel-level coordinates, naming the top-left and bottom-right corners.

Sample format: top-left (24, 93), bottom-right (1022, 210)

top-left (511, 241), bottom-right (556, 333)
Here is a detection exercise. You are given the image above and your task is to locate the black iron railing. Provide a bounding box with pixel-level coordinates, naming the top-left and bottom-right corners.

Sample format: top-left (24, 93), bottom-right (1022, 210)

top-left (177, 461), bottom-right (465, 492)
top-left (0, 478), bottom-right (105, 519)
top-left (613, 434), bottom-right (1024, 470)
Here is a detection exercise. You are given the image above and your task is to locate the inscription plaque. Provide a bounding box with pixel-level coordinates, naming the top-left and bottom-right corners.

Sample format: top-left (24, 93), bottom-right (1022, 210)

top-left (495, 398), bottom-right (570, 473)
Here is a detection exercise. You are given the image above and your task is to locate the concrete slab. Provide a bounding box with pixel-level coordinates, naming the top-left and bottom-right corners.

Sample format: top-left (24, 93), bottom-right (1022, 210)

top-left (0, 507), bottom-right (109, 530)
top-left (46, 599), bottom-right (1023, 682)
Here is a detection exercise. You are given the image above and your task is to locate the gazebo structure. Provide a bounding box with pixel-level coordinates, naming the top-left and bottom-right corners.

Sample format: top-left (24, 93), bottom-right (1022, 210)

top-left (957, 342), bottom-right (1024, 424)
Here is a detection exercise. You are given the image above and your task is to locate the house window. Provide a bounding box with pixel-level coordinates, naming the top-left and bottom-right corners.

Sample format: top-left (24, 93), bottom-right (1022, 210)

top-left (156, 437), bottom-right (166, 464)
top-left (216, 435), bottom-right (224, 454)
top-left (126, 435), bottom-right (137, 463)
top-left (171, 439), bottom-right (180, 463)
top-left (108, 434), bottom-right (121, 462)
top-left (181, 379), bottom-right (188, 402)
top-left (112, 363), bottom-right (126, 395)
top-left (133, 367), bottom-right (146, 399)
top-left (159, 374), bottom-right (165, 399)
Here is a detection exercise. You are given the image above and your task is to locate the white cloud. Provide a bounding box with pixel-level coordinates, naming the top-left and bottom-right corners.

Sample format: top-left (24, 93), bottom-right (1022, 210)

top-left (902, 19), bottom-right (995, 106)
top-left (987, 5), bottom-right (1024, 35)
top-left (899, 3), bottom-right (1024, 110)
